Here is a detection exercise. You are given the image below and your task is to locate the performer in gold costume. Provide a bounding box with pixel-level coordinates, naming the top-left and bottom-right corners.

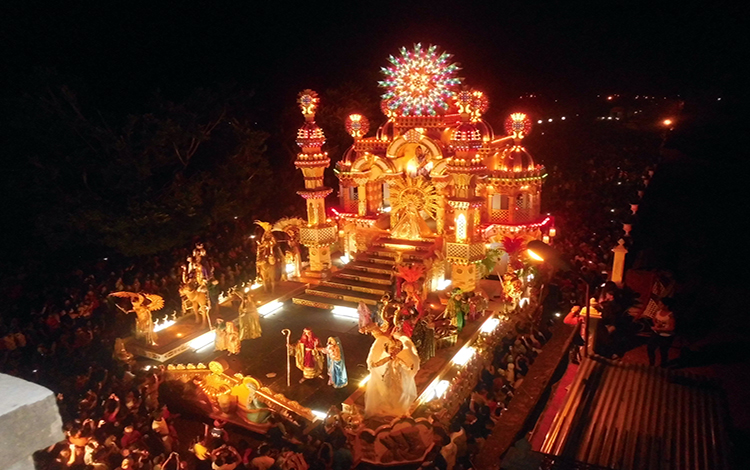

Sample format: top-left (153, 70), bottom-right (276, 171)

top-left (109, 292), bottom-right (164, 345)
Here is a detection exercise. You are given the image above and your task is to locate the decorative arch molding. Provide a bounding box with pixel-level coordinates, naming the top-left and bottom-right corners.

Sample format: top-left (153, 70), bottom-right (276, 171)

top-left (386, 134), bottom-right (444, 161)
top-left (350, 153), bottom-right (398, 179)
top-left (429, 159), bottom-right (450, 177)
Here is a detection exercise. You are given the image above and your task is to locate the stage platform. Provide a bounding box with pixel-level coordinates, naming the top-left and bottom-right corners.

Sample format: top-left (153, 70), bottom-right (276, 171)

top-left (125, 281), bottom-right (308, 362)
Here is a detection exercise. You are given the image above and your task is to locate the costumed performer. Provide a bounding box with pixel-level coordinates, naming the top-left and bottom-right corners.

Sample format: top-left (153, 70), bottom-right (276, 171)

top-left (109, 292), bottom-right (162, 346)
top-left (364, 330), bottom-right (390, 418)
top-left (321, 337), bottom-right (348, 389)
top-left (411, 314), bottom-right (436, 363)
top-left (214, 318), bottom-right (228, 352)
top-left (290, 328), bottom-right (324, 383)
top-left (357, 301), bottom-right (374, 334)
top-left (237, 289), bottom-right (262, 340)
top-left (365, 332), bottom-right (420, 417)
top-left (447, 288), bottom-right (467, 332)
top-left (225, 321), bottom-right (240, 355)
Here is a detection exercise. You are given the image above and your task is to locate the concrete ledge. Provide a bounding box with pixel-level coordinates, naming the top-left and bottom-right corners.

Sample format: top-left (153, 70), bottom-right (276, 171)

top-left (0, 373), bottom-right (63, 470)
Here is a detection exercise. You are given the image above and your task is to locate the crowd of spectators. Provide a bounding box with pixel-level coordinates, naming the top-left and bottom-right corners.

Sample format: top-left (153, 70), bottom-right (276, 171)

top-left (0, 220), bottom-right (260, 386)
top-left (422, 315), bottom-right (553, 470)
top-left (34, 356), bottom-right (354, 470)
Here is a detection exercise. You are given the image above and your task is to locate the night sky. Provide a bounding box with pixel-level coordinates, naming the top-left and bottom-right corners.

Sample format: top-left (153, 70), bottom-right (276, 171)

top-left (2, 1), bottom-right (743, 120)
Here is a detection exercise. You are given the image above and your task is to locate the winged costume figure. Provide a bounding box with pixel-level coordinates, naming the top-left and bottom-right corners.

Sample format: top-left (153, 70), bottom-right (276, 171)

top-left (109, 292), bottom-right (164, 345)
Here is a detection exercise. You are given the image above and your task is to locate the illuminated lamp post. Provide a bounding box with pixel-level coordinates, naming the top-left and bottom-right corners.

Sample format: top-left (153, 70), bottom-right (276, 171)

top-left (527, 240), bottom-right (593, 356)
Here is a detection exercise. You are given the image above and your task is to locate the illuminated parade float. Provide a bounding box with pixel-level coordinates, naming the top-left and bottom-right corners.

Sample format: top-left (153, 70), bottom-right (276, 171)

top-left (117, 44), bottom-right (552, 466)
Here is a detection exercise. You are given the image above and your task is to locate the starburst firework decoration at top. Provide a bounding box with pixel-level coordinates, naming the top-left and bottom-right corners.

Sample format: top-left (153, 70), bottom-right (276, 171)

top-left (379, 44), bottom-right (462, 117)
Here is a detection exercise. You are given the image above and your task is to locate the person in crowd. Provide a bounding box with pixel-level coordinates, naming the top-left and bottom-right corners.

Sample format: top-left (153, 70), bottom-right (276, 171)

top-left (647, 298), bottom-right (676, 366)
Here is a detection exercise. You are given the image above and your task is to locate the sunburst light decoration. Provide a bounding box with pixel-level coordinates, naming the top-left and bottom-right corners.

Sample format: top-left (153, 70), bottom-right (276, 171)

top-left (345, 113), bottom-right (370, 139)
top-left (379, 44), bottom-right (462, 116)
top-left (504, 112), bottom-right (533, 139)
top-left (297, 89), bottom-right (319, 119)
top-left (389, 176), bottom-right (440, 219)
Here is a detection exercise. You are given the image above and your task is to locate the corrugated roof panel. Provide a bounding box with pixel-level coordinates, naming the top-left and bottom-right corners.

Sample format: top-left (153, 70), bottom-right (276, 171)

top-left (540, 357), bottom-right (731, 470)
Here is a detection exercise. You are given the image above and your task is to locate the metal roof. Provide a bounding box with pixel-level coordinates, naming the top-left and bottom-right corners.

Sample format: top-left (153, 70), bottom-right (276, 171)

top-left (541, 357), bottom-right (731, 470)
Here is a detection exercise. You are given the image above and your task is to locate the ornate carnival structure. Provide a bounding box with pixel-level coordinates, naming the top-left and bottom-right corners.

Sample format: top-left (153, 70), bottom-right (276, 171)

top-left (293, 44), bottom-right (550, 311)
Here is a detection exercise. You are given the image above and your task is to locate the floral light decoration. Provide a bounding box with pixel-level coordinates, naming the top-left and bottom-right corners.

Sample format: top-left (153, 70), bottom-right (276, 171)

top-left (471, 90), bottom-right (489, 121)
top-left (456, 88), bottom-right (490, 122)
top-left (379, 43), bottom-right (462, 116)
top-left (455, 88), bottom-right (474, 115)
top-left (504, 112), bottom-right (533, 139)
top-left (345, 113), bottom-right (370, 139)
top-left (502, 235), bottom-right (527, 271)
top-left (297, 89), bottom-right (319, 118)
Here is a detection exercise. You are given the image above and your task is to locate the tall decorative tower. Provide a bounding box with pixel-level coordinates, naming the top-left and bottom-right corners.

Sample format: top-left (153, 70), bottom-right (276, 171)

top-left (445, 89), bottom-right (488, 292)
top-left (294, 90), bottom-right (337, 276)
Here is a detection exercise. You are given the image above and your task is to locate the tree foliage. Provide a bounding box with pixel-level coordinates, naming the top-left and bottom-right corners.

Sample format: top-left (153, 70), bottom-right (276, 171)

top-left (2, 81), bottom-right (272, 258)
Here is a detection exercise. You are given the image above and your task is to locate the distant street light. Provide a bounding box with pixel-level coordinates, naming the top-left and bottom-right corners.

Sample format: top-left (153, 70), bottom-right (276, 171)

top-left (663, 119), bottom-right (673, 126)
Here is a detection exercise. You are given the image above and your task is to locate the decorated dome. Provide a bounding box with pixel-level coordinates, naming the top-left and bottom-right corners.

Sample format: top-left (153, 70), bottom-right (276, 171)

top-left (498, 145), bottom-right (537, 172)
top-left (296, 121), bottom-right (325, 151)
top-left (450, 122), bottom-right (483, 151)
top-left (295, 89), bottom-right (326, 152)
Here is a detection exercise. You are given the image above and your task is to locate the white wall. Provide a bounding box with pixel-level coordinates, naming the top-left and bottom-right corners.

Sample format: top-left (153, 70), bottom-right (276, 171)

top-left (0, 373), bottom-right (63, 470)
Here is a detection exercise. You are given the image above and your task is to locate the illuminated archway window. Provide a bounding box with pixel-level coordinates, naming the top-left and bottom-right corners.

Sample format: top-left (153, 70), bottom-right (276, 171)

top-left (456, 213), bottom-right (467, 242)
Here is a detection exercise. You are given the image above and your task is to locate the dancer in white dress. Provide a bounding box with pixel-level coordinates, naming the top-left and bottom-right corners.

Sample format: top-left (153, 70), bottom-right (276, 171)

top-left (364, 332), bottom-right (420, 417)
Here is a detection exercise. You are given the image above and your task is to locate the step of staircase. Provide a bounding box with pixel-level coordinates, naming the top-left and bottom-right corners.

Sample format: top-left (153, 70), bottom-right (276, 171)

top-left (321, 278), bottom-right (391, 297)
top-left (365, 249), bottom-right (431, 262)
top-left (373, 237), bottom-right (435, 251)
top-left (292, 293), bottom-right (359, 310)
top-left (356, 253), bottom-right (396, 266)
top-left (336, 268), bottom-right (393, 286)
top-left (348, 261), bottom-right (394, 276)
top-left (305, 285), bottom-right (382, 305)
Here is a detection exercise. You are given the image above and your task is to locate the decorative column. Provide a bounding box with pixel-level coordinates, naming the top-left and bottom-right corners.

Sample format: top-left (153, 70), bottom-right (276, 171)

top-left (352, 173), bottom-right (370, 217)
top-left (294, 90), bottom-right (337, 277)
top-left (366, 179), bottom-right (382, 213)
top-left (433, 175), bottom-right (451, 235)
top-left (344, 113), bottom-right (373, 217)
top-left (445, 95), bottom-right (487, 292)
top-left (611, 238), bottom-right (628, 287)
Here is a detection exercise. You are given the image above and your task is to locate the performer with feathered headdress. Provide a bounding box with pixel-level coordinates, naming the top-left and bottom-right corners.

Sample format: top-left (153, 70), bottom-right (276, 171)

top-left (109, 292), bottom-right (164, 345)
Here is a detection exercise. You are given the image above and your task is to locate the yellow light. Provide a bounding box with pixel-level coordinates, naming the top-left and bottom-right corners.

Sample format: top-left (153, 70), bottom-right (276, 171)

top-left (480, 317), bottom-right (501, 333)
top-left (663, 119), bottom-right (673, 126)
top-left (549, 227), bottom-right (557, 238)
top-left (359, 375), bottom-right (370, 387)
top-left (258, 300), bottom-right (283, 317)
top-left (456, 213), bottom-right (467, 242)
top-left (527, 248), bottom-right (544, 262)
top-left (452, 346), bottom-right (475, 366)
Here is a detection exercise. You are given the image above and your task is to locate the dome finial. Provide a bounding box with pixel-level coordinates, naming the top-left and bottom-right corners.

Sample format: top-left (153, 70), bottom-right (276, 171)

top-left (298, 89), bottom-right (319, 121)
top-left (505, 113), bottom-right (533, 142)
